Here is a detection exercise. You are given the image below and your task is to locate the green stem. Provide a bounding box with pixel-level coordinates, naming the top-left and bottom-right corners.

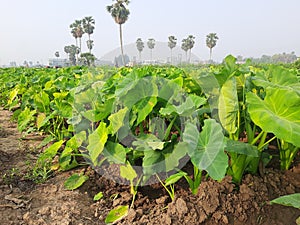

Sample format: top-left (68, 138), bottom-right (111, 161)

top-left (156, 174), bottom-right (174, 201)
top-left (257, 136), bottom-right (276, 151)
top-left (250, 130), bottom-right (264, 146)
top-left (164, 116), bottom-right (177, 141)
top-left (257, 131), bottom-right (268, 151)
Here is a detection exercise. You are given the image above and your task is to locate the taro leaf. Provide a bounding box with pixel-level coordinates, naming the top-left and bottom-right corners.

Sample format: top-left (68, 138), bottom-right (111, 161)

top-left (87, 122), bottom-right (109, 165)
top-left (142, 141), bottom-right (188, 175)
top-left (53, 100), bottom-right (73, 118)
top-left (59, 146), bottom-right (78, 171)
top-left (190, 95), bottom-right (207, 108)
top-left (120, 163), bottom-right (137, 181)
top-left (224, 55), bottom-right (238, 75)
top-left (120, 77), bottom-right (158, 114)
top-left (79, 98), bottom-right (113, 123)
top-left (34, 91), bottom-right (50, 113)
top-left (194, 73), bottom-right (220, 117)
top-left (116, 77), bottom-right (158, 124)
top-left (119, 77), bottom-right (158, 124)
top-left (159, 104), bottom-right (177, 116)
top-left (59, 131), bottom-right (86, 171)
top-left (160, 94), bottom-right (206, 117)
top-left (164, 142), bottom-right (188, 172)
top-left (164, 171), bottom-right (187, 186)
top-left (66, 131), bottom-right (86, 149)
top-left (38, 136), bottom-right (55, 148)
top-left (67, 115), bottom-right (82, 126)
top-left (74, 88), bottom-right (96, 104)
top-left (133, 134), bottom-right (166, 151)
top-left (82, 110), bottom-right (104, 122)
top-left (158, 76), bottom-right (183, 101)
top-left (218, 77), bottom-right (239, 134)
top-left (215, 55), bottom-right (237, 86)
top-left (103, 141), bottom-right (127, 164)
top-left (115, 71), bottom-right (139, 97)
top-left (108, 107), bottom-right (128, 135)
top-left (105, 205), bottom-right (129, 224)
top-left (17, 107), bottom-right (37, 132)
top-left (8, 87), bottom-right (18, 105)
top-left (64, 173), bottom-right (89, 190)
top-left (133, 96), bottom-right (157, 125)
top-left (36, 113), bottom-right (47, 129)
top-left (149, 117), bottom-right (166, 140)
top-left (161, 96), bottom-right (194, 116)
top-left (93, 192), bottom-right (104, 201)
top-left (142, 149), bottom-right (164, 175)
top-left (252, 65), bottom-right (300, 95)
top-left (226, 139), bottom-right (259, 157)
top-left (270, 193), bottom-right (300, 209)
top-left (183, 119), bottom-right (228, 180)
top-left (53, 92), bottom-right (69, 100)
top-left (38, 140), bottom-right (65, 163)
top-left (92, 98), bottom-right (115, 121)
top-left (247, 87), bottom-right (300, 147)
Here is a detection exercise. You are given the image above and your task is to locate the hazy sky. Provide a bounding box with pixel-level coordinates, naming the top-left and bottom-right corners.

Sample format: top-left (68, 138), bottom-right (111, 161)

top-left (0, 0), bottom-right (299, 65)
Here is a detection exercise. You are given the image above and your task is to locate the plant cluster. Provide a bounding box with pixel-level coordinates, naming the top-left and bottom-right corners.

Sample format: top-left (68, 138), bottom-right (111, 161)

top-left (64, 17), bottom-right (96, 66)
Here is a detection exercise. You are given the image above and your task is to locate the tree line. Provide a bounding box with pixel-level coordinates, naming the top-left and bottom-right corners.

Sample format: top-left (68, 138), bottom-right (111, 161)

top-left (108, 0), bottom-right (219, 65)
top-left (55, 0), bottom-right (298, 67)
top-left (135, 33), bottom-right (218, 64)
top-left (60, 0), bottom-right (219, 66)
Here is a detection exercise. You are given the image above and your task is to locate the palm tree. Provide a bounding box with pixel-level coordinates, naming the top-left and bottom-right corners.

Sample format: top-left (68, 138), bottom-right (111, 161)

top-left (86, 40), bottom-right (94, 52)
top-left (82, 16), bottom-right (95, 53)
top-left (55, 51), bottom-right (60, 58)
top-left (136, 38), bottom-right (144, 62)
top-left (147, 38), bottom-right (155, 61)
top-left (64, 45), bottom-right (79, 65)
top-left (168, 36), bottom-right (177, 64)
top-left (70, 20), bottom-right (84, 53)
top-left (181, 39), bottom-right (189, 62)
top-left (186, 35), bottom-right (195, 63)
top-left (107, 0), bottom-right (130, 66)
top-left (206, 33), bottom-right (219, 61)
top-left (80, 53), bottom-right (96, 66)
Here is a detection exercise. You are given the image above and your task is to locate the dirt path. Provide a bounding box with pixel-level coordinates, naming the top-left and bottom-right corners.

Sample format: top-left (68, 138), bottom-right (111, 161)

top-left (0, 109), bottom-right (99, 225)
top-left (0, 108), bottom-right (300, 225)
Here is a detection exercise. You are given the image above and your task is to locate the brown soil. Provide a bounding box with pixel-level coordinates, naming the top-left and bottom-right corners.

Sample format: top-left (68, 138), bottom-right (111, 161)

top-left (0, 108), bottom-right (300, 225)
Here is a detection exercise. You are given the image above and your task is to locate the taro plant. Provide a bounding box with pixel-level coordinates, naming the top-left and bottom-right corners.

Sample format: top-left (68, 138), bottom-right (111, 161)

top-left (195, 55), bottom-right (263, 183)
top-left (246, 87), bottom-right (300, 170)
top-left (156, 171), bottom-right (187, 201)
top-left (247, 65), bottom-right (300, 170)
top-left (157, 118), bottom-right (229, 195)
top-left (183, 166), bottom-right (202, 195)
top-left (120, 163), bottom-right (140, 208)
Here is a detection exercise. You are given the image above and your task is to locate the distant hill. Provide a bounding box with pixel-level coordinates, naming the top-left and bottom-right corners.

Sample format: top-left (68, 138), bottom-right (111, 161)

top-left (100, 41), bottom-right (200, 64)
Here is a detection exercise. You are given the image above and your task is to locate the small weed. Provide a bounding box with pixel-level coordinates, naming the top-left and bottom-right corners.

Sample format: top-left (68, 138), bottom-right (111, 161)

top-left (1, 167), bottom-right (20, 184)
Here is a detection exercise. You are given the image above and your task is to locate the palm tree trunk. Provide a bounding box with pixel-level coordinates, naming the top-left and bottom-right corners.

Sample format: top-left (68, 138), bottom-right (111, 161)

top-left (150, 49), bottom-right (152, 61)
top-left (75, 38), bottom-right (79, 63)
top-left (139, 51), bottom-right (141, 62)
top-left (75, 38), bottom-right (78, 48)
top-left (210, 48), bottom-right (212, 61)
top-left (79, 38), bottom-right (82, 53)
top-left (119, 24), bottom-right (125, 66)
top-left (171, 48), bottom-right (173, 64)
top-left (88, 33), bottom-right (91, 53)
top-left (189, 49), bottom-right (191, 63)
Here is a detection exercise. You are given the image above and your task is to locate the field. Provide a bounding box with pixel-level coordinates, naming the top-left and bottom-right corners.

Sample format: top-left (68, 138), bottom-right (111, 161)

top-left (0, 56), bottom-right (300, 224)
